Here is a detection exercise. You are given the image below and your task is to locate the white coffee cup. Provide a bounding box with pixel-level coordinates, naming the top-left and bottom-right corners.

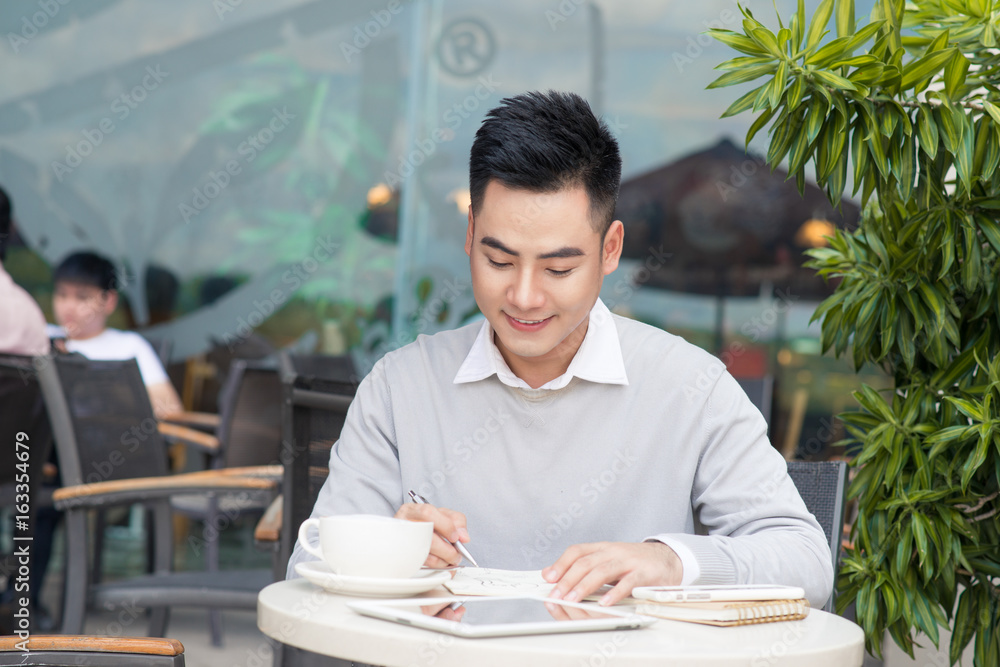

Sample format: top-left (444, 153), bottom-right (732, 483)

top-left (298, 514), bottom-right (433, 579)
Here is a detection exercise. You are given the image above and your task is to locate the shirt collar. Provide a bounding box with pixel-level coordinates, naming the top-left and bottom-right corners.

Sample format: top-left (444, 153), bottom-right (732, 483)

top-left (454, 298), bottom-right (628, 390)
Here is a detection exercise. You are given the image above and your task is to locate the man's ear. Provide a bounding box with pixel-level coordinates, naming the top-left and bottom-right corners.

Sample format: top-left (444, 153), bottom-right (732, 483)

top-left (601, 220), bottom-right (624, 276)
top-left (465, 206), bottom-right (475, 257)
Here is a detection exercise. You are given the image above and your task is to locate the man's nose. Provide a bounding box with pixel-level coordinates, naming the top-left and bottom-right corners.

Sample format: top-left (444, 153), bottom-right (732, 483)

top-left (507, 269), bottom-right (545, 311)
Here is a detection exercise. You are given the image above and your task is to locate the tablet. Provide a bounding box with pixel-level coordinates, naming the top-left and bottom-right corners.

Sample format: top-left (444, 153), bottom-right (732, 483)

top-left (347, 595), bottom-right (655, 638)
top-left (631, 584), bottom-right (805, 603)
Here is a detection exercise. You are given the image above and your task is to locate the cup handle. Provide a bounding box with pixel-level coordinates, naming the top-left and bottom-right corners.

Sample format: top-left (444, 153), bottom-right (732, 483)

top-left (298, 518), bottom-right (325, 561)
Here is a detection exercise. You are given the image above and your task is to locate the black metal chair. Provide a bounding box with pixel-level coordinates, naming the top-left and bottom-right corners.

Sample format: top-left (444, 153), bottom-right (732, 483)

top-left (276, 353), bottom-right (358, 578)
top-left (786, 459), bottom-right (848, 613)
top-left (0, 354), bottom-right (53, 635)
top-left (249, 353), bottom-right (357, 667)
top-left (35, 354), bottom-right (279, 638)
top-left (0, 636), bottom-right (185, 666)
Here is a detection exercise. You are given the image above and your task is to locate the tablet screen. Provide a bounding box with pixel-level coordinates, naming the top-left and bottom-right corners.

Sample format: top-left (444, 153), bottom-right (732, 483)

top-left (348, 595), bottom-right (656, 638)
top-left (390, 597), bottom-right (625, 626)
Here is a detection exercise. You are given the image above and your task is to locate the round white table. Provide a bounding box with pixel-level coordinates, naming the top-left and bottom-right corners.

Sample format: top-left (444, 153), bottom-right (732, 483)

top-left (258, 579), bottom-right (865, 667)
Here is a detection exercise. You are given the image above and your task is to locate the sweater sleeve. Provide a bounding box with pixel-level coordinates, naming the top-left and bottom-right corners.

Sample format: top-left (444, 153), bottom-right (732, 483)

top-left (286, 357), bottom-right (402, 578)
top-left (648, 371), bottom-right (834, 608)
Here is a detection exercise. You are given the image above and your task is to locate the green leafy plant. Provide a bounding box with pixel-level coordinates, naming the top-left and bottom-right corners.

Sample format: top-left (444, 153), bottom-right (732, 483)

top-left (711, 1), bottom-right (1000, 664)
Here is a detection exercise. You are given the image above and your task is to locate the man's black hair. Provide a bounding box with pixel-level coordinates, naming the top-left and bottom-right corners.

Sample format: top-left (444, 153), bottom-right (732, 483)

top-left (0, 185), bottom-right (10, 262)
top-left (469, 90), bottom-right (622, 237)
top-left (54, 251), bottom-right (118, 292)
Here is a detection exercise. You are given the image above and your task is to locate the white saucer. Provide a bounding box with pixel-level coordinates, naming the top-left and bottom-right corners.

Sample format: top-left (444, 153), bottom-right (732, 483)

top-left (294, 562), bottom-right (452, 597)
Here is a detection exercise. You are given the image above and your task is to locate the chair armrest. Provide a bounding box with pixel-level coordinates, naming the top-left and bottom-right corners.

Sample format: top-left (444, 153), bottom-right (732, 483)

top-left (213, 464), bottom-right (282, 480)
top-left (0, 636), bottom-right (183, 656)
top-left (254, 494), bottom-right (283, 543)
top-left (52, 469), bottom-right (276, 510)
top-left (160, 410), bottom-right (221, 431)
top-left (158, 422), bottom-right (220, 453)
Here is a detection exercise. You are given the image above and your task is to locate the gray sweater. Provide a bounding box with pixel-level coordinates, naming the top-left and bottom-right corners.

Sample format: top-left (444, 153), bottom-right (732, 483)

top-left (288, 312), bottom-right (834, 607)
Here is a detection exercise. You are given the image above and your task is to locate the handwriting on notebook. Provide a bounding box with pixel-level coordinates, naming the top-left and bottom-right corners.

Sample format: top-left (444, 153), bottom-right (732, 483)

top-left (443, 568), bottom-right (554, 596)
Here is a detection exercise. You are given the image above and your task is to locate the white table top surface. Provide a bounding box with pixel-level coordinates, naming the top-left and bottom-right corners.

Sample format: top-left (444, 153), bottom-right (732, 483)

top-left (258, 579), bottom-right (865, 667)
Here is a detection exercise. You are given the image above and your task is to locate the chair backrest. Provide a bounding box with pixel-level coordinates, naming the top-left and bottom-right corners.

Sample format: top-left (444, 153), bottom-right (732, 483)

top-left (215, 359), bottom-right (283, 469)
top-left (37, 355), bottom-right (170, 487)
top-left (737, 375), bottom-right (774, 429)
top-left (278, 352), bottom-right (358, 574)
top-left (786, 459), bottom-right (848, 612)
top-left (0, 354), bottom-right (52, 490)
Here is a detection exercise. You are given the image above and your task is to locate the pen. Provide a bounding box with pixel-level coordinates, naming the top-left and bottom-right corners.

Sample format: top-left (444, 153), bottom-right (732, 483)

top-left (407, 489), bottom-right (480, 567)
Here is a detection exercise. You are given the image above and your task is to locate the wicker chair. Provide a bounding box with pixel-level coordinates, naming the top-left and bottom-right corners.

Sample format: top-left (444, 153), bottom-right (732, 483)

top-left (786, 459), bottom-right (848, 613)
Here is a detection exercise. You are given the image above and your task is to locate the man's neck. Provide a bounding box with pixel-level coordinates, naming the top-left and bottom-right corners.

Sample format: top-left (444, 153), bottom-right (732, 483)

top-left (497, 319), bottom-right (590, 389)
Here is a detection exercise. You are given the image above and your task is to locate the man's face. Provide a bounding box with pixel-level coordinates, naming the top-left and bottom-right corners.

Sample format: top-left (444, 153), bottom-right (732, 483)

top-left (465, 180), bottom-right (623, 382)
top-left (53, 281), bottom-right (116, 340)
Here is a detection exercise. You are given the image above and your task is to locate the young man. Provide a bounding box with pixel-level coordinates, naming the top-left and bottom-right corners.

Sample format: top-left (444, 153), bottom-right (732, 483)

top-left (0, 186), bottom-right (49, 356)
top-left (50, 251), bottom-right (182, 418)
top-left (289, 91), bottom-right (833, 608)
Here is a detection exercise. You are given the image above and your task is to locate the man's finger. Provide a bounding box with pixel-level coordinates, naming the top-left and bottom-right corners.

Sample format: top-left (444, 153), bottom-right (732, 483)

top-left (543, 542), bottom-right (603, 583)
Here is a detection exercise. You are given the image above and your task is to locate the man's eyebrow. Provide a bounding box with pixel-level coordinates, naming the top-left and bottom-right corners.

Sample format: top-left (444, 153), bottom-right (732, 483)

top-left (480, 236), bottom-right (519, 256)
top-left (480, 236), bottom-right (585, 260)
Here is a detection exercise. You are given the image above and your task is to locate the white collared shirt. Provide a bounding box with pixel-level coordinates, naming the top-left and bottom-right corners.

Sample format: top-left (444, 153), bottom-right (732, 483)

top-left (453, 298), bottom-right (628, 390)
top-left (451, 297), bottom-right (701, 584)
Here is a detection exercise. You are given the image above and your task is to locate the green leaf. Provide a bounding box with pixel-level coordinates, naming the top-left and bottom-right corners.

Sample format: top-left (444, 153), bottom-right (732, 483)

top-left (720, 85), bottom-right (764, 118)
top-left (975, 214), bottom-right (1000, 256)
top-left (709, 29), bottom-right (768, 56)
top-left (943, 51), bottom-right (970, 99)
top-left (811, 69), bottom-right (858, 91)
top-left (750, 27), bottom-right (783, 58)
top-left (745, 107), bottom-right (776, 147)
top-left (806, 0), bottom-right (835, 50)
top-left (707, 64), bottom-right (778, 89)
top-left (961, 436), bottom-right (990, 490)
top-left (900, 48), bottom-right (958, 91)
top-left (943, 396), bottom-right (985, 422)
top-left (982, 100), bottom-right (1000, 127)
top-left (954, 111), bottom-right (975, 193)
top-left (791, 0), bottom-right (805, 52)
top-left (950, 588), bottom-right (977, 665)
top-left (835, 0), bottom-right (855, 38)
top-left (768, 60), bottom-right (789, 109)
top-left (917, 104), bottom-right (939, 158)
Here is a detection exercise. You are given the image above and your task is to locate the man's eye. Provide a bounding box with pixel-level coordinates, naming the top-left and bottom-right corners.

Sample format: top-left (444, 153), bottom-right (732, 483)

top-left (548, 269), bottom-right (572, 277)
top-left (487, 258), bottom-right (511, 269)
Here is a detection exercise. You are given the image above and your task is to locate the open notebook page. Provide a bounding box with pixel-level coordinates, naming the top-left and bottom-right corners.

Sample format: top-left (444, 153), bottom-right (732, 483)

top-left (443, 567), bottom-right (628, 602)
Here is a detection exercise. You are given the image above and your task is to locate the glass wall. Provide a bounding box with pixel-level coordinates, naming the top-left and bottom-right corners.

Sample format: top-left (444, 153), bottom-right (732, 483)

top-left (0, 0), bottom-right (885, 457)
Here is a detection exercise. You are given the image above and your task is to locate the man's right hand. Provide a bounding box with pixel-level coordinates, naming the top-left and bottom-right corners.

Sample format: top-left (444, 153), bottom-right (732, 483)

top-left (395, 502), bottom-right (471, 569)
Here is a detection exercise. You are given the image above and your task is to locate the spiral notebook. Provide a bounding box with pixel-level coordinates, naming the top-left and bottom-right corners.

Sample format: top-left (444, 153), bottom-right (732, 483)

top-left (635, 598), bottom-right (809, 626)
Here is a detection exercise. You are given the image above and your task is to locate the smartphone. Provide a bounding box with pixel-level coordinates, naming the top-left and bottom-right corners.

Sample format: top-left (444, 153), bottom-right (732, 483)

top-left (630, 584), bottom-right (805, 603)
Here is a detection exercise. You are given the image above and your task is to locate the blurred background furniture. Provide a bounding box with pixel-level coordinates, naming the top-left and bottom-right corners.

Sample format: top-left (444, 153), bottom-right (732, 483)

top-left (0, 354), bottom-right (53, 634)
top-left (36, 354), bottom-right (279, 641)
top-left (167, 357), bottom-right (283, 645)
top-left (786, 459), bottom-right (848, 613)
top-left (735, 375), bottom-right (774, 433)
top-left (0, 635), bottom-right (185, 666)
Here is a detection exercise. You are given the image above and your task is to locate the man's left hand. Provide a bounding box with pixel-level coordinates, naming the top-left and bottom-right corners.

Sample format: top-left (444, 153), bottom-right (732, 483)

top-left (542, 542), bottom-right (683, 606)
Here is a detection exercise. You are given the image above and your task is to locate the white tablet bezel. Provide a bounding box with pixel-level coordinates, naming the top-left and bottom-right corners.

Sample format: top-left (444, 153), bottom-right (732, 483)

top-left (347, 595), bottom-right (655, 638)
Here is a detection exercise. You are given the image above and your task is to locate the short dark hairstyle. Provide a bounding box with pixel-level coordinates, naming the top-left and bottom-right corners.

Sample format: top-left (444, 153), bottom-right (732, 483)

top-left (0, 185), bottom-right (11, 262)
top-left (469, 91), bottom-right (622, 237)
top-left (54, 251), bottom-right (118, 292)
